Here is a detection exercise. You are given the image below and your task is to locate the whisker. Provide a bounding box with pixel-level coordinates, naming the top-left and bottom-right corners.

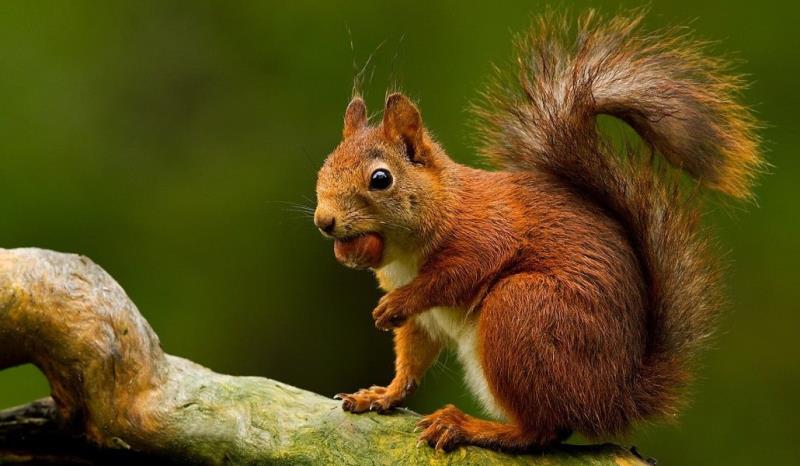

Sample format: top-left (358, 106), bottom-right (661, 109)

top-left (265, 200), bottom-right (318, 219)
top-left (283, 205), bottom-right (315, 213)
top-left (266, 200), bottom-right (315, 209)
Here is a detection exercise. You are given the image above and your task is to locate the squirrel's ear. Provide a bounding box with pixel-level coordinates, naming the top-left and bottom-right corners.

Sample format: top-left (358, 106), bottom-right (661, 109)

top-left (343, 97), bottom-right (367, 139)
top-left (383, 93), bottom-right (429, 164)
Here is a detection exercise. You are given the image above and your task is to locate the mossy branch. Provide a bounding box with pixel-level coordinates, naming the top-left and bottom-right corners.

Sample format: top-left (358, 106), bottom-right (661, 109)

top-left (0, 248), bottom-right (650, 465)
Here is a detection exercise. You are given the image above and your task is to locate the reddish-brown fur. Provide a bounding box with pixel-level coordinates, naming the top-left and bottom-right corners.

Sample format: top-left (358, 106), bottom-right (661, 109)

top-left (317, 10), bottom-right (762, 452)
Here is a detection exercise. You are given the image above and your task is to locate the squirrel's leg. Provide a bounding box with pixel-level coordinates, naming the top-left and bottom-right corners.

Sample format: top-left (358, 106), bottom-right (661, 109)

top-left (417, 405), bottom-right (569, 452)
top-left (420, 273), bottom-right (603, 452)
top-left (458, 272), bottom-right (636, 450)
top-left (336, 319), bottom-right (440, 413)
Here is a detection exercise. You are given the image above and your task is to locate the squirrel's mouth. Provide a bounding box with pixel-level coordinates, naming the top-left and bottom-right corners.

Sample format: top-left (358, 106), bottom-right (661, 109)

top-left (333, 232), bottom-right (384, 269)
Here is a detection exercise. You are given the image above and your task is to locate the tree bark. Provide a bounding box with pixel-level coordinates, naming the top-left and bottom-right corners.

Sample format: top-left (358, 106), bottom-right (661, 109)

top-left (0, 248), bottom-right (651, 465)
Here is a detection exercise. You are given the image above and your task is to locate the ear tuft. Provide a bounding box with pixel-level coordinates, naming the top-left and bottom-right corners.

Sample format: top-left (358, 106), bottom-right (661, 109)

top-left (382, 93), bottom-right (429, 164)
top-left (343, 97), bottom-right (367, 139)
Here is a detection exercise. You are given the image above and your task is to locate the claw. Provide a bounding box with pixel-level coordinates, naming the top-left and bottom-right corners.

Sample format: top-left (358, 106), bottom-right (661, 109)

top-left (435, 430), bottom-right (452, 452)
top-left (404, 381), bottom-right (417, 393)
top-left (333, 393), bottom-right (344, 400)
top-left (389, 315), bottom-right (405, 327)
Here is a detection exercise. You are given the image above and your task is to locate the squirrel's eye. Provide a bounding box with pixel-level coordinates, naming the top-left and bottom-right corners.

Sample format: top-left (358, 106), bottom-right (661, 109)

top-left (369, 169), bottom-right (393, 191)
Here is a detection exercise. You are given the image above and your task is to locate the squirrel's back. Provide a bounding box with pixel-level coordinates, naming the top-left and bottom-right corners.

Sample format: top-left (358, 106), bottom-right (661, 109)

top-left (474, 10), bottom-right (763, 422)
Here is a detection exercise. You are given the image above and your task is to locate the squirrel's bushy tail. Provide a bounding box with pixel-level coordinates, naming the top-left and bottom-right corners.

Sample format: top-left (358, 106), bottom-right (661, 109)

top-left (475, 10), bottom-right (763, 424)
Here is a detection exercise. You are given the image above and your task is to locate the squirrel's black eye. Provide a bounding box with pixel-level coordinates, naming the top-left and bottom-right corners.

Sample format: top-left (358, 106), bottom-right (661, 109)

top-left (369, 169), bottom-right (393, 191)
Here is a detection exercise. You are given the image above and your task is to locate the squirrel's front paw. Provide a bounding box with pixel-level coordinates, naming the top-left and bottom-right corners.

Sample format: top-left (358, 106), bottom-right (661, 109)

top-left (372, 292), bottom-right (413, 331)
top-left (334, 383), bottom-right (413, 414)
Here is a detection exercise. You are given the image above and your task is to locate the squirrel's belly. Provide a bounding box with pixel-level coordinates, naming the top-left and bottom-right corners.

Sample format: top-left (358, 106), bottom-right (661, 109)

top-left (416, 308), bottom-right (506, 420)
top-left (377, 254), bottom-right (505, 419)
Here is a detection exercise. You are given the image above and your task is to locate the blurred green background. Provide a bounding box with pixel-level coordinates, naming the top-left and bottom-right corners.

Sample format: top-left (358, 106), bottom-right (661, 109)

top-left (0, 1), bottom-right (796, 464)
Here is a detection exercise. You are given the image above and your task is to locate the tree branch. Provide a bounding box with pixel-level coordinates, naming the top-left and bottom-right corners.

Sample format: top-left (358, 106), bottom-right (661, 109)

top-left (0, 248), bottom-right (650, 465)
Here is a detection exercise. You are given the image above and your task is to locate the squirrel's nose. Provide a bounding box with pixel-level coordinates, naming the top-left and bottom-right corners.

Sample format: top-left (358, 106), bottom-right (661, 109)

top-left (314, 211), bottom-right (336, 235)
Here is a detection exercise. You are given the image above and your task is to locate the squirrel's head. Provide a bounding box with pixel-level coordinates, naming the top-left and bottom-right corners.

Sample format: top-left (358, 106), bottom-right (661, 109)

top-left (315, 93), bottom-right (449, 269)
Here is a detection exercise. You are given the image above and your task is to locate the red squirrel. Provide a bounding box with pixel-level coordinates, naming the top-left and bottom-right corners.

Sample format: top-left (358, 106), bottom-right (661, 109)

top-left (314, 11), bottom-right (762, 452)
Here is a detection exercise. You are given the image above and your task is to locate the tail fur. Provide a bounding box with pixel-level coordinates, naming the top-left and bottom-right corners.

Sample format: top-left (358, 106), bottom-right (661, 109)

top-left (475, 10), bottom-right (763, 422)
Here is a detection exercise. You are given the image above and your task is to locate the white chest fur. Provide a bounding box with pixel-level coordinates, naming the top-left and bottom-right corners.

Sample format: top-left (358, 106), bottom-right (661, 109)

top-left (376, 256), bottom-right (505, 420)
